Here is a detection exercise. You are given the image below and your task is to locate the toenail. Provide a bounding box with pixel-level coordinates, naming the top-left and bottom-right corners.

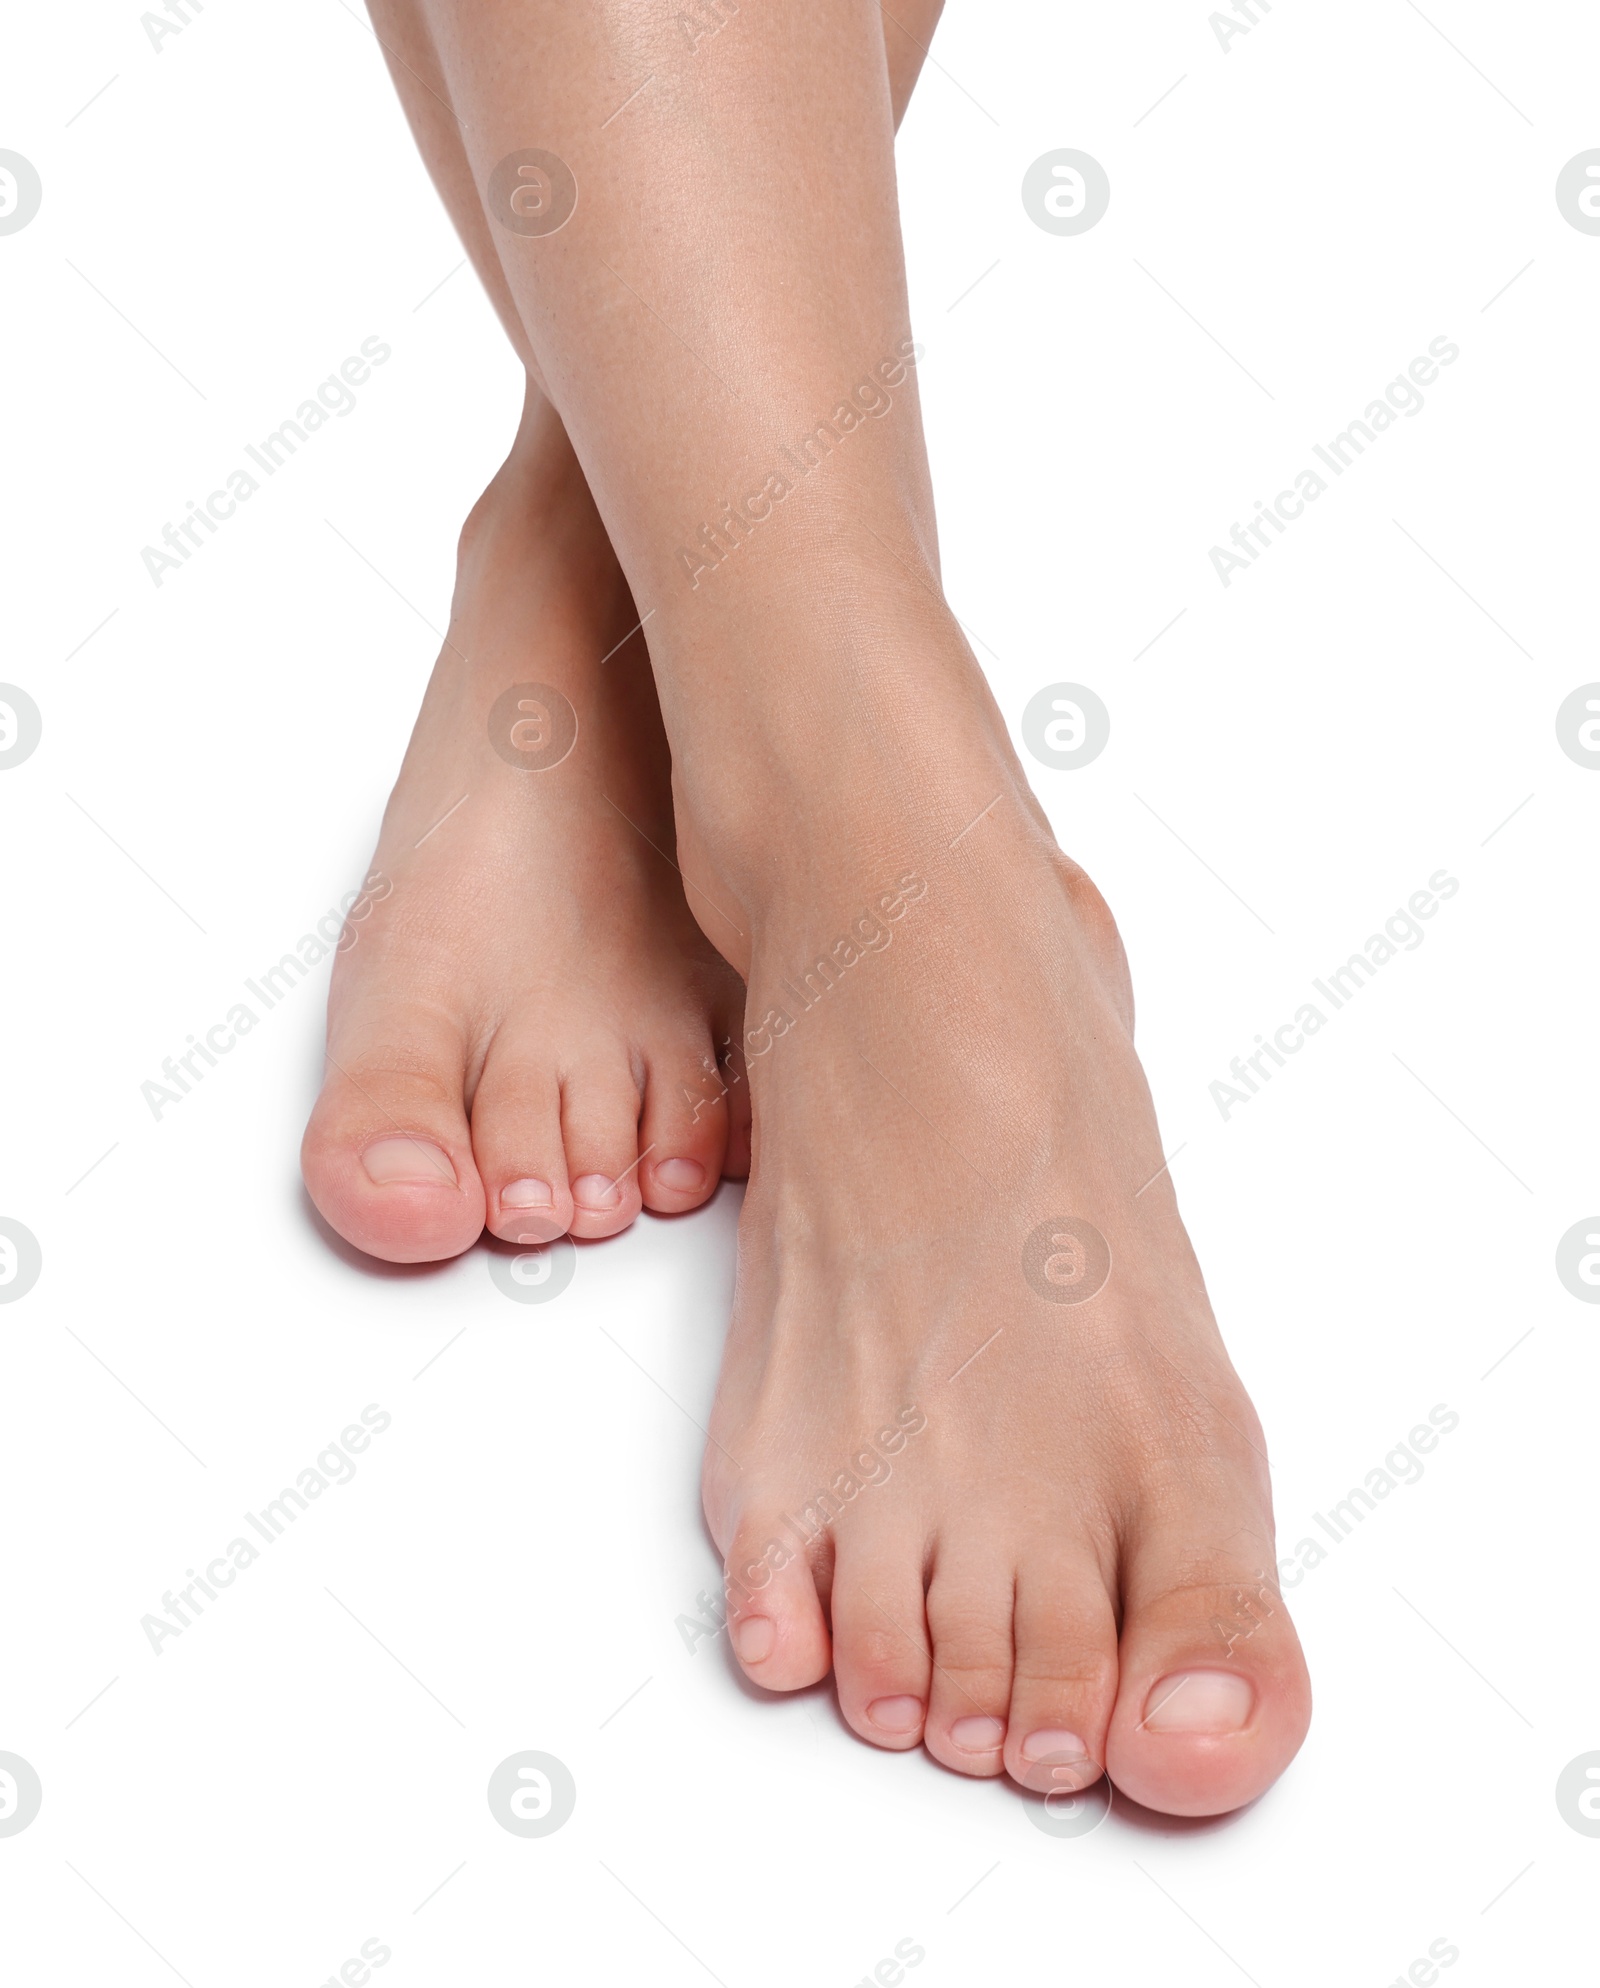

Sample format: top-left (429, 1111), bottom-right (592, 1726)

top-left (1021, 1728), bottom-right (1088, 1763)
top-left (653, 1157), bottom-right (706, 1193)
top-left (950, 1715), bottom-right (1006, 1752)
top-left (502, 1178), bottom-right (554, 1209)
top-left (1142, 1669), bottom-right (1254, 1733)
top-left (733, 1615), bottom-right (775, 1664)
top-left (866, 1695), bottom-right (924, 1734)
top-left (361, 1138), bottom-right (456, 1187)
top-left (572, 1173), bottom-right (621, 1209)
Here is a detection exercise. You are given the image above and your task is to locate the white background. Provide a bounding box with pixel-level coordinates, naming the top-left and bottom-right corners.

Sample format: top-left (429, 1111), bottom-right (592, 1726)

top-left (3, 0), bottom-right (1597, 1981)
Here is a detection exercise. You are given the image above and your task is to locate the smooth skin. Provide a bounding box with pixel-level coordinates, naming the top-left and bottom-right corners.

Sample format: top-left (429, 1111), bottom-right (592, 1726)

top-left (309, 0), bottom-right (1312, 1813)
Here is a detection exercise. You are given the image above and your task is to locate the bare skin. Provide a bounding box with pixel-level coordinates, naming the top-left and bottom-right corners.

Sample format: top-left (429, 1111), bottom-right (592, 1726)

top-left (332, 0), bottom-right (1312, 1812)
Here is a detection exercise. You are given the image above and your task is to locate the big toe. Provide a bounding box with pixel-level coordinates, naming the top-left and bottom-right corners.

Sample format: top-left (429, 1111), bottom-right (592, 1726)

top-left (1103, 1532), bottom-right (1311, 1817)
top-left (302, 1009), bottom-right (485, 1264)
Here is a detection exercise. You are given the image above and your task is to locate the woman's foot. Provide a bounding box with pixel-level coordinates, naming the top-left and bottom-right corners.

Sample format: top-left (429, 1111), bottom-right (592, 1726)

top-left (690, 578), bottom-right (1310, 1817)
top-left (302, 399), bottom-right (748, 1263)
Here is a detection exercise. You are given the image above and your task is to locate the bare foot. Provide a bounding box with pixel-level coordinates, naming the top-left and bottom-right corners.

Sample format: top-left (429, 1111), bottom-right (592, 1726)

top-left (302, 400), bottom-right (748, 1263)
top-left (686, 579), bottom-right (1310, 1817)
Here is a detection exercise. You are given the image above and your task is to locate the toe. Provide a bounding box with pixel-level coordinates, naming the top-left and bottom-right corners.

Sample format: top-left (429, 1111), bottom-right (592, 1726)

top-left (468, 1033), bottom-right (576, 1243)
top-left (302, 1010), bottom-right (484, 1264)
top-left (637, 1033), bottom-right (728, 1216)
top-left (830, 1535), bottom-right (932, 1750)
top-left (923, 1544), bottom-right (1015, 1776)
top-left (560, 1052), bottom-right (645, 1239)
top-left (1002, 1545), bottom-right (1120, 1794)
top-left (722, 1514), bottom-right (831, 1691)
top-left (1103, 1532), bottom-right (1312, 1817)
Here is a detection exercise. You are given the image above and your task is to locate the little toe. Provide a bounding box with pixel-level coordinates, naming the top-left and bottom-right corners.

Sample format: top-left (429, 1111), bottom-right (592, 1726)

top-left (1104, 1534), bottom-right (1311, 1817)
top-left (723, 1516), bottom-right (831, 1691)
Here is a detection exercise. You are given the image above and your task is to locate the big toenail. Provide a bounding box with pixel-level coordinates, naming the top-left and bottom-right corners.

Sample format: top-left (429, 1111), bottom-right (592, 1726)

top-left (950, 1716), bottom-right (1006, 1752)
top-left (866, 1696), bottom-right (924, 1734)
top-left (1021, 1728), bottom-right (1088, 1763)
top-left (502, 1178), bottom-right (554, 1208)
top-left (572, 1174), bottom-right (621, 1209)
top-left (654, 1157), bottom-right (706, 1192)
top-left (733, 1616), bottom-right (775, 1664)
top-left (1142, 1670), bottom-right (1254, 1733)
top-left (361, 1138), bottom-right (456, 1187)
